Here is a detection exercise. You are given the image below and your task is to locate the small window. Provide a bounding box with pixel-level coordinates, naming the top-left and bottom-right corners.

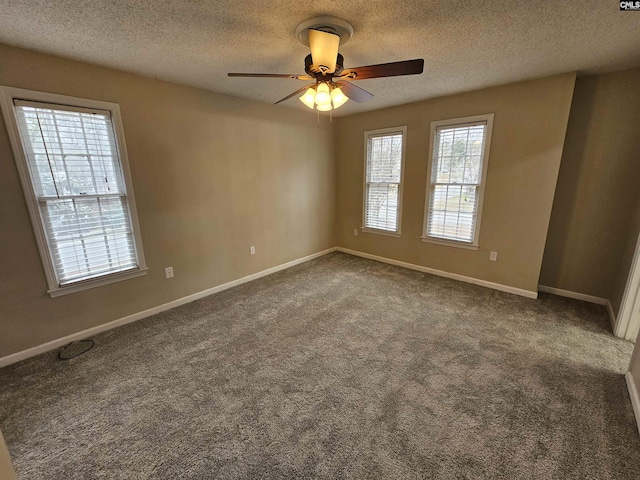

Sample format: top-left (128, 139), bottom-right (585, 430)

top-left (362, 126), bottom-right (407, 236)
top-left (423, 114), bottom-right (493, 248)
top-left (0, 87), bottom-right (147, 297)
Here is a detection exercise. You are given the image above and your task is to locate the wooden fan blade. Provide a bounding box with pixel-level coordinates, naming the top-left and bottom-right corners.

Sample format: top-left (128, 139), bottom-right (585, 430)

top-left (339, 59), bottom-right (424, 80)
top-left (334, 81), bottom-right (374, 103)
top-left (274, 84), bottom-right (314, 105)
top-left (228, 73), bottom-right (314, 80)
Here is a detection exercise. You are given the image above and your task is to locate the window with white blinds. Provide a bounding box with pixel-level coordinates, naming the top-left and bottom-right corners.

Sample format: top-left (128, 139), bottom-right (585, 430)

top-left (0, 87), bottom-right (146, 296)
top-left (423, 114), bottom-right (493, 247)
top-left (363, 126), bottom-right (406, 234)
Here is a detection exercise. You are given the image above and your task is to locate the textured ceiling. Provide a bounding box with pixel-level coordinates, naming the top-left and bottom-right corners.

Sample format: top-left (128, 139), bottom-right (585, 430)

top-left (0, 1), bottom-right (639, 116)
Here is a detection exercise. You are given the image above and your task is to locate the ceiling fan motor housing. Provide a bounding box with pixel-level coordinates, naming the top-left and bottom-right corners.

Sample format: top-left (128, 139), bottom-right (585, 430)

top-left (305, 54), bottom-right (344, 77)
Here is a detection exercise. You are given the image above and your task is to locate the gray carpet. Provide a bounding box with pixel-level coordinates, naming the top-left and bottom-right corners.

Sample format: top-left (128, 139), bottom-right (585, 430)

top-left (1, 252), bottom-right (639, 479)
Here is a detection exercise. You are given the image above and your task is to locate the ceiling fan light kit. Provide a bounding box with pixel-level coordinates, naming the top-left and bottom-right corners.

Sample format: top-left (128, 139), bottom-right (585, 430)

top-left (228, 16), bottom-right (424, 115)
top-left (298, 81), bottom-right (349, 111)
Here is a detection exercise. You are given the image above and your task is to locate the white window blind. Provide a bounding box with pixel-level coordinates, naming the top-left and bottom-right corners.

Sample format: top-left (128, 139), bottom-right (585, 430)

top-left (425, 117), bottom-right (492, 245)
top-left (364, 128), bottom-right (405, 233)
top-left (13, 100), bottom-right (139, 286)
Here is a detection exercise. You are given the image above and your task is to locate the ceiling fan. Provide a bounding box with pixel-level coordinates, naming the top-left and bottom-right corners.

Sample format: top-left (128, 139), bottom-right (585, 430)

top-left (228, 16), bottom-right (424, 112)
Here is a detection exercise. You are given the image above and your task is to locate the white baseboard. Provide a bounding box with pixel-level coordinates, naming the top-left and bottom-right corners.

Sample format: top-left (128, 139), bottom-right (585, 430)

top-left (537, 285), bottom-right (607, 305)
top-left (537, 285), bottom-right (617, 330)
top-left (0, 247), bottom-right (337, 369)
top-left (625, 371), bottom-right (640, 438)
top-left (336, 247), bottom-right (538, 299)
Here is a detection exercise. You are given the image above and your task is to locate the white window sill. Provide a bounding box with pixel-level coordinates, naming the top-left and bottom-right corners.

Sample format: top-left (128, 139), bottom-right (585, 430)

top-left (48, 268), bottom-right (148, 298)
top-left (361, 227), bottom-right (401, 238)
top-left (421, 237), bottom-right (479, 250)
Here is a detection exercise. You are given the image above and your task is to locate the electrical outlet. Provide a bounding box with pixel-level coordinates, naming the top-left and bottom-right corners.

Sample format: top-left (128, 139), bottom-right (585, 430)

top-left (250, 246), bottom-right (256, 255)
top-left (164, 266), bottom-right (174, 278)
top-left (489, 251), bottom-right (498, 262)
top-left (354, 229), bottom-right (358, 236)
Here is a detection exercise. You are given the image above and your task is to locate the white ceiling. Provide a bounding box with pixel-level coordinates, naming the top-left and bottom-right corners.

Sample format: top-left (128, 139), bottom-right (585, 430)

top-left (0, 1), bottom-right (639, 116)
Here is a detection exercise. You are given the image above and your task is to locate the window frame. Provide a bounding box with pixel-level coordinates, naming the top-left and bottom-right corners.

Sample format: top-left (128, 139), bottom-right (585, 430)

top-left (0, 86), bottom-right (147, 297)
top-left (361, 125), bottom-right (407, 237)
top-left (422, 114), bottom-right (494, 249)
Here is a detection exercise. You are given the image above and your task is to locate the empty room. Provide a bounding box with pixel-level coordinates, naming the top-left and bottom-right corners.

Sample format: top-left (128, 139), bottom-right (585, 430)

top-left (1, 1), bottom-right (640, 478)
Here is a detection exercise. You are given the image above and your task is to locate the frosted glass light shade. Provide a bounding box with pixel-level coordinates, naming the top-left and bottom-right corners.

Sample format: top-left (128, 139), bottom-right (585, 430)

top-left (330, 87), bottom-right (349, 108)
top-left (316, 103), bottom-right (332, 111)
top-left (315, 82), bottom-right (331, 106)
top-left (308, 29), bottom-right (340, 74)
top-left (299, 87), bottom-right (316, 109)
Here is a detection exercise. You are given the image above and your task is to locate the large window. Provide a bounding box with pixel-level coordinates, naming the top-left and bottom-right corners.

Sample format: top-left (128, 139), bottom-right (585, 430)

top-left (362, 126), bottom-right (406, 235)
top-left (423, 114), bottom-right (493, 248)
top-left (0, 87), bottom-right (146, 297)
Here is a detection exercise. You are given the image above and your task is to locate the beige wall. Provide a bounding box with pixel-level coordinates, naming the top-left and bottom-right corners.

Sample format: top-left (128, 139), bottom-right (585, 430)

top-left (0, 44), bottom-right (336, 358)
top-left (0, 430), bottom-right (16, 480)
top-left (540, 68), bottom-right (640, 311)
top-left (611, 200), bottom-right (640, 323)
top-left (334, 74), bottom-right (576, 293)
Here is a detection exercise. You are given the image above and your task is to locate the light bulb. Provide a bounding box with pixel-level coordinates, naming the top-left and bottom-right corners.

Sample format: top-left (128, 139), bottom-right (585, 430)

top-left (316, 103), bottom-right (332, 111)
top-left (315, 82), bottom-right (331, 106)
top-left (299, 87), bottom-right (316, 109)
top-left (330, 87), bottom-right (349, 109)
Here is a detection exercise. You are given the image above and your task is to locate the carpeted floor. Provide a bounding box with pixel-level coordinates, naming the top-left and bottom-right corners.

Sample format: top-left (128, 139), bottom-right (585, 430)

top-left (1, 252), bottom-right (639, 479)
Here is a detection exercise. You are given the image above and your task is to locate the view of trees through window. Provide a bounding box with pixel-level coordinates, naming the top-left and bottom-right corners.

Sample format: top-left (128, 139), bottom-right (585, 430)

top-left (364, 132), bottom-right (403, 232)
top-left (427, 123), bottom-right (486, 243)
top-left (15, 104), bottom-right (137, 284)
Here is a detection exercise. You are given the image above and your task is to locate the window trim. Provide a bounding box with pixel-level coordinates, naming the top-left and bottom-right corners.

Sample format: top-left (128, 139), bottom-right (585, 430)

top-left (361, 125), bottom-right (407, 237)
top-left (421, 113), bottom-right (494, 248)
top-left (0, 86), bottom-right (147, 297)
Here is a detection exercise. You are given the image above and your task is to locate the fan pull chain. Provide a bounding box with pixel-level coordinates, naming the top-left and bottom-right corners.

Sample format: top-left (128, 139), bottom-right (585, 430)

top-left (317, 108), bottom-right (320, 128)
top-left (330, 108), bottom-right (333, 124)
